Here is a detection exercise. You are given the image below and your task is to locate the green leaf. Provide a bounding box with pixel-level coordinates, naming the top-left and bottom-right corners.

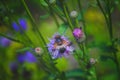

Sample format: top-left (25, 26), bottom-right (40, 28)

top-left (40, 0), bottom-right (48, 6)
top-left (100, 55), bottom-right (115, 62)
top-left (16, 47), bottom-right (31, 52)
top-left (77, 13), bottom-right (82, 21)
top-left (40, 13), bottom-right (50, 19)
top-left (99, 43), bottom-right (118, 53)
top-left (65, 69), bottom-right (86, 79)
top-left (58, 24), bottom-right (68, 35)
top-left (75, 50), bottom-right (83, 58)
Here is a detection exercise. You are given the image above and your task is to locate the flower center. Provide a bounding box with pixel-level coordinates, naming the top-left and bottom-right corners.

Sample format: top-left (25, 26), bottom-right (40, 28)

top-left (59, 48), bottom-right (66, 53)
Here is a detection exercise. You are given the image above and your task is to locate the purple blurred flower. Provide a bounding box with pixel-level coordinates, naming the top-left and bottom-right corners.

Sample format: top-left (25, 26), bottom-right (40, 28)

top-left (17, 54), bottom-right (25, 63)
top-left (47, 33), bottom-right (74, 59)
top-left (19, 18), bottom-right (27, 30)
top-left (12, 22), bottom-right (20, 32)
top-left (12, 18), bottom-right (27, 33)
top-left (24, 51), bottom-right (37, 63)
top-left (9, 62), bottom-right (18, 73)
top-left (73, 28), bottom-right (86, 43)
top-left (17, 51), bottom-right (37, 63)
top-left (0, 37), bottom-right (11, 47)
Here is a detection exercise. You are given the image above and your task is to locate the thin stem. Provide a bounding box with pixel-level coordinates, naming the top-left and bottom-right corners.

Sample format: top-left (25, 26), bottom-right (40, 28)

top-left (0, 33), bottom-right (23, 44)
top-left (97, 0), bottom-right (120, 79)
top-left (107, 1), bottom-right (113, 40)
top-left (77, 0), bottom-right (87, 38)
top-left (49, 5), bottom-right (66, 23)
top-left (45, 2), bottom-right (60, 28)
top-left (96, 0), bottom-right (110, 36)
top-left (63, 4), bottom-right (73, 30)
top-left (52, 12), bottom-right (60, 28)
top-left (1, 0), bottom-right (33, 46)
top-left (107, 1), bottom-right (120, 78)
top-left (77, 0), bottom-right (88, 60)
top-left (21, 0), bottom-right (61, 74)
top-left (75, 18), bottom-right (79, 27)
top-left (21, 0), bottom-right (46, 47)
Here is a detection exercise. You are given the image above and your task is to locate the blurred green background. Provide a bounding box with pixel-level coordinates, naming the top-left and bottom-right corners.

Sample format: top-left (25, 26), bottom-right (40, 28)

top-left (0, 0), bottom-right (120, 80)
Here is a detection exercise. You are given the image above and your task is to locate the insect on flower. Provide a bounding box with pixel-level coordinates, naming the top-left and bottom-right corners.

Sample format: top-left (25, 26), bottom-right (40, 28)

top-left (47, 33), bottom-right (74, 59)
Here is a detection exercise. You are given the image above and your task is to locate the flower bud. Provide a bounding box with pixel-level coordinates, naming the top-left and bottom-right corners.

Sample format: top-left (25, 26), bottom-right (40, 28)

top-left (73, 28), bottom-right (85, 43)
top-left (90, 58), bottom-right (97, 65)
top-left (70, 10), bottom-right (78, 18)
top-left (35, 47), bottom-right (44, 55)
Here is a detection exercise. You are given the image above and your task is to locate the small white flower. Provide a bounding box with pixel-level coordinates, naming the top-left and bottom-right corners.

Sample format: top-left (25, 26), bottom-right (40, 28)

top-left (70, 10), bottom-right (78, 18)
top-left (35, 47), bottom-right (43, 55)
top-left (90, 58), bottom-right (97, 65)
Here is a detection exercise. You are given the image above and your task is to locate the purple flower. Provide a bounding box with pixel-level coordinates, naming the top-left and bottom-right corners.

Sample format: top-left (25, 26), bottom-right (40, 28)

top-left (73, 28), bottom-right (86, 42)
top-left (47, 33), bottom-right (74, 59)
top-left (0, 37), bottom-right (11, 47)
top-left (12, 18), bottom-right (27, 33)
top-left (12, 22), bottom-right (20, 32)
top-left (17, 54), bottom-right (25, 63)
top-left (9, 62), bottom-right (18, 72)
top-left (24, 51), bottom-right (37, 63)
top-left (19, 18), bottom-right (27, 30)
top-left (17, 51), bottom-right (37, 63)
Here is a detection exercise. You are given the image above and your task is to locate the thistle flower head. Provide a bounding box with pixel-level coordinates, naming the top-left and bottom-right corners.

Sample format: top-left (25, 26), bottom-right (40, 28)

top-left (70, 10), bottom-right (78, 18)
top-left (47, 33), bottom-right (74, 59)
top-left (73, 28), bottom-right (86, 43)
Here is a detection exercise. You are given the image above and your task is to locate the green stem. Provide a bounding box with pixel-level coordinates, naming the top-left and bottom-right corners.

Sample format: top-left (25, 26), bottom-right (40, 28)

top-left (107, 1), bottom-right (120, 78)
top-left (48, 4), bottom-right (66, 23)
top-left (96, 0), bottom-right (110, 37)
top-left (63, 4), bottom-right (73, 30)
top-left (77, 0), bottom-right (87, 39)
top-left (77, 0), bottom-right (88, 60)
top-left (97, 0), bottom-right (120, 79)
top-left (75, 18), bottom-right (79, 27)
top-left (0, 33), bottom-right (23, 44)
top-left (21, 0), bottom-right (46, 47)
top-left (1, 0), bottom-right (33, 46)
top-left (52, 12), bottom-right (60, 28)
top-left (46, 2), bottom-right (60, 28)
top-left (107, 2), bottom-right (113, 41)
top-left (18, 23), bottom-right (34, 46)
top-left (60, 72), bottom-right (67, 80)
top-left (21, 0), bottom-right (60, 74)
